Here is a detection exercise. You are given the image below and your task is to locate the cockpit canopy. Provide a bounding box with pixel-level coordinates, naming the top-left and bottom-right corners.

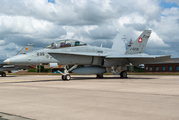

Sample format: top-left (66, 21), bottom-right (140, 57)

top-left (45, 39), bottom-right (88, 49)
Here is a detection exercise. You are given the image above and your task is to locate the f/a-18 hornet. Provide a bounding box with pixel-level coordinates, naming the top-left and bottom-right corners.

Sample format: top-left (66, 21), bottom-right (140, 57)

top-left (4, 30), bottom-right (171, 80)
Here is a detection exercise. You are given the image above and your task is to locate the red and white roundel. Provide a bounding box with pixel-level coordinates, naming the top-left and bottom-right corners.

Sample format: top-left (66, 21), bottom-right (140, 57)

top-left (138, 37), bottom-right (142, 43)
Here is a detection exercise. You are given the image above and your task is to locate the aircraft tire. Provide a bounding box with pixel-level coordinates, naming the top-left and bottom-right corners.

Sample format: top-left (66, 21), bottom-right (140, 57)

top-left (1, 72), bottom-right (6, 77)
top-left (120, 71), bottom-right (127, 78)
top-left (65, 74), bottom-right (71, 81)
top-left (62, 75), bottom-right (65, 80)
top-left (97, 74), bottom-right (103, 78)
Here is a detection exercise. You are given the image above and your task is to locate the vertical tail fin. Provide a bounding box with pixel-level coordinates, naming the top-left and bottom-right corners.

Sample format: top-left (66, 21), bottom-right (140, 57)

top-left (16, 43), bottom-right (34, 55)
top-left (126, 30), bottom-right (152, 54)
top-left (112, 33), bottom-right (126, 54)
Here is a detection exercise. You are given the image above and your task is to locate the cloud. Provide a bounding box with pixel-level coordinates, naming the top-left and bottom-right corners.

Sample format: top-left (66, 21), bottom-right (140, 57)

top-left (0, 0), bottom-right (124, 25)
top-left (153, 7), bottom-right (179, 43)
top-left (162, 7), bottom-right (179, 16)
top-left (0, 0), bottom-right (178, 59)
top-left (0, 16), bottom-right (36, 34)
top-left (164, 0), bottom-right (179, 5)
top-left (0, 15), bottom-right (67, 45)
top-left (147, 31), bottom-right (170, 47)
top-left (0, 40), bottom-right (5, 45)
top-left (87, 25), bottom-right (118, 39)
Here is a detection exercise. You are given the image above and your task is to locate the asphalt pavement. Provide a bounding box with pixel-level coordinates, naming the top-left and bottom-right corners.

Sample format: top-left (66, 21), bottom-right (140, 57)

top-left (0, 75), bottom-right (179, 120)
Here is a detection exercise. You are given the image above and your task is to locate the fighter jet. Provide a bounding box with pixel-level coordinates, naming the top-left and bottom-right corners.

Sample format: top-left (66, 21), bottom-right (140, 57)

top-left (4, 30), bottom-right (171, 80)
top-left (0, 44), bottom-right (34, 77)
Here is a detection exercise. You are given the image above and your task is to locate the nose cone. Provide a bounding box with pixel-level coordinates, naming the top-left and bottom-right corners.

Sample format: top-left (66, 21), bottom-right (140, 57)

top-left (3, 55), bottom-right (28, 65)
top-left (3, 59), bottom-right (10, 64)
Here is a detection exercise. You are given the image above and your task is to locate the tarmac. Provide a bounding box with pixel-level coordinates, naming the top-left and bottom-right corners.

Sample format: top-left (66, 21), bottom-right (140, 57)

top-left (0, 75), bottom-right (179, 120)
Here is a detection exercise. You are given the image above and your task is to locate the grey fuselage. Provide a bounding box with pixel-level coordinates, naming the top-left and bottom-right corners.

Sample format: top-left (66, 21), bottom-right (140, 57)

top-left (6, 45), bottom-right (124, 67)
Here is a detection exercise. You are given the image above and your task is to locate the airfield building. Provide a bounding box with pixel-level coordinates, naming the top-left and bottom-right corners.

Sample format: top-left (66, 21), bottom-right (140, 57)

top-left (145, 58), bottom-right (179, 72)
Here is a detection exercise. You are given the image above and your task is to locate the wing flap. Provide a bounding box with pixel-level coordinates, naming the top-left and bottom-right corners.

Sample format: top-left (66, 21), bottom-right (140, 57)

top-left (106, 55), bottom-right (172, 66)
top-left (106, 55), bottom-right (170, 59)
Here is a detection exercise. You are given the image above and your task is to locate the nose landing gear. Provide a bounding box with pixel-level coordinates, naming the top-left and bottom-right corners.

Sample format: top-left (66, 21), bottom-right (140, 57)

top-left (62, 74), bottom-right (71, 81)
top-left (58, 65), bottom-right (78, 81)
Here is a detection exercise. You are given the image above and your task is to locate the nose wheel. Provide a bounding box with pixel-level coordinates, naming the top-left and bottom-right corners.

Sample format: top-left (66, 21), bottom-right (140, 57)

top-left (62, 74), bottom-right (71, 81)
top-left (58, 65), bottom-right (77, 81)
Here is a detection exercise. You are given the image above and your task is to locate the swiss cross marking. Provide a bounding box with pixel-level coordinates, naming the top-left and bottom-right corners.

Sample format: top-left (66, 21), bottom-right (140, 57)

top-left (138, 37), bottom-right (142, 43)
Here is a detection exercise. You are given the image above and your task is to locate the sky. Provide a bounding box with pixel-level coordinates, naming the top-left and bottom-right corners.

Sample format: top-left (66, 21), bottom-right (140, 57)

top-left (0, 0), bottom-right (179, 59)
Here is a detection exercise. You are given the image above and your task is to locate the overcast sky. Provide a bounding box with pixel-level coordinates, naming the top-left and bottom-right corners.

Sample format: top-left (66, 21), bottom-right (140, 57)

top-left (0, 0), bottom-right (179, 59)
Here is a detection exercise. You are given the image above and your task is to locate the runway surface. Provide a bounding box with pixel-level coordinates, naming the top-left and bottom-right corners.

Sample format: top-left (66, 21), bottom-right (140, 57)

top-left (0, 75), bottom-right (179, 120)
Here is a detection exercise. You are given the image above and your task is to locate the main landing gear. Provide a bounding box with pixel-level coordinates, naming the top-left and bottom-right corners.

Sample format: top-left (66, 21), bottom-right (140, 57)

top-left (111, 66), bottom-right (128, 78)
top-left (120, 71), bottom-right (127, 78)
top-left (96, 74), bottom-right (104, 78)
top-left (1, 72), bottom-right (6, 77)
top-left (58, 65), bottom-right (78, 81)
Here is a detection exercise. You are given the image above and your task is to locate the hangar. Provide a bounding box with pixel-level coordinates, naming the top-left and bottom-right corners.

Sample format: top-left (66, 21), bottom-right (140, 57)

top-left (145, 58), bottom-right (179, 72)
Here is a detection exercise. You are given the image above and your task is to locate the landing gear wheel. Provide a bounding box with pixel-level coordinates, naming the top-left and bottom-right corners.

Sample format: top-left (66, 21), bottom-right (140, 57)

top-left (62, 75), bottom-right (65, 80)
top-left (96, 74), bottom-right (103, 78)
top-left (1, 72), bottom-right (6, 77)
top-left (62, 74), bottom-right (71, 81)
top-left (65, 74), bottom-right (71, 81)
top-left (120, 71), bottom-right (127, 78)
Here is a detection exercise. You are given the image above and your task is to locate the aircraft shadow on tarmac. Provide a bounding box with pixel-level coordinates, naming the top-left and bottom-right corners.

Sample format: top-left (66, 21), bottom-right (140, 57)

top-left (71, 77), bottom-right (155, 80)
top-left (1, 76), bottom-right (17, 77)
top-left (0, 79), bottom-right (61, 84)
top-left (1, 76), bottom-right (156, 84)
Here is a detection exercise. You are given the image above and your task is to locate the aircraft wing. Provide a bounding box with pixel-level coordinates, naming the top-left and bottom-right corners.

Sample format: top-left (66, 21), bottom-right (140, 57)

top-left (106, 55), bottom-right (171, 58)
top-left (106, 55), bottom-right (172, 65)
top-left (48, 51), bottom-right (172, 65)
